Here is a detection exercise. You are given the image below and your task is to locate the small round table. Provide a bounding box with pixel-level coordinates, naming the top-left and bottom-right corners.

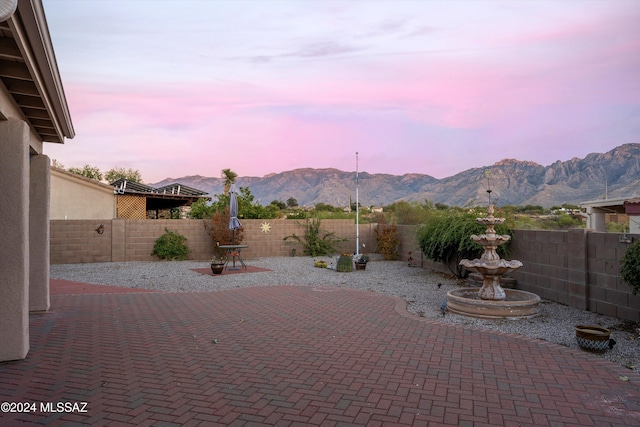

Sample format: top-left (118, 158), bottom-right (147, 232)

top-left (217, 245), bottom-right (248, 270)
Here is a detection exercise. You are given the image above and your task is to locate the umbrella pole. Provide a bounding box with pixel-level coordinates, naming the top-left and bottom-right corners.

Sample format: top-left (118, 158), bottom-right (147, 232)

top-left (232, 229), bottom-right (236, 268)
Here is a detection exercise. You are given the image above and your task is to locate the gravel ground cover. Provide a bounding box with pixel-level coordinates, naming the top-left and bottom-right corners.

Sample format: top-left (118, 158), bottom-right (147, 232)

top-left (51, 255), bottom-right (640, 374)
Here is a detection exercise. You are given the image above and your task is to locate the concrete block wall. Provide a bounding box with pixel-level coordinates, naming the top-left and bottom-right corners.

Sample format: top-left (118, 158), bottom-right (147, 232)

top-left (51, 220), bottom-right (114, 264)
top-left (396, 224), bottom-right (478, 277)
top-left (396, 226), bottom-right (640, 321)
top-left (585, 232), bottom-right (640, 321)
top-left (508, 229), bottom-right (640, 321)
top-left (50, 219), bottom-right (378, 264)
top-left (236, 219), bottom-right (377, 259)
top-left (509, 229), bottom-right (583, 308)
top-left (50, 220), bottom-right (640, 321)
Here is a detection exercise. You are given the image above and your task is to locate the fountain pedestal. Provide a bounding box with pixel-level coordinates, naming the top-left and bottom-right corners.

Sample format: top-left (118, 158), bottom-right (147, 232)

top-left (446, 204), bottom-right (540, 319)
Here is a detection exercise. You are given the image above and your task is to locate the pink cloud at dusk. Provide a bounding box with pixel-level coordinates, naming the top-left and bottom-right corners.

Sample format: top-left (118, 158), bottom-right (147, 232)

top-left (41, 0), bottom-right (640, 184)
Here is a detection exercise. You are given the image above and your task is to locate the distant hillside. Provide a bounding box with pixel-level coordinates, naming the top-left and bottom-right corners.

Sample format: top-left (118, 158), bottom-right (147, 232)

top-left (151, 143), bottom-right (640, 208)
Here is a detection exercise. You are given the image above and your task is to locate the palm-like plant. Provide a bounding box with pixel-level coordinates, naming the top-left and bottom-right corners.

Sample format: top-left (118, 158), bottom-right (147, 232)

top-left (221, 168), bottom-right (238, 195)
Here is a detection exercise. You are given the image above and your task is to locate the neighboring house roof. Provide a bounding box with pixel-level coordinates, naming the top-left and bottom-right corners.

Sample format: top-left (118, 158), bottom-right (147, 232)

top-left (111, 179), bottom-right (209, 198)
top-left (51, 166), bottom-right (114, 191)
top-left (111, 178), bottom-right (156, 195)
top-left (623, 198), bottom-right (640, 215)
top-left (156, 183), bottom-right (211, 197)
top-left (0, 0), bottom-right (74, 143)
top-left (111, 178), bottom-right (210, 212)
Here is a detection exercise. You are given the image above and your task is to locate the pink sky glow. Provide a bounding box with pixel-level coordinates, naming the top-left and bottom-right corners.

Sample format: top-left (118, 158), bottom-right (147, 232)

top-left (42, 0), bottom-right (640, 183)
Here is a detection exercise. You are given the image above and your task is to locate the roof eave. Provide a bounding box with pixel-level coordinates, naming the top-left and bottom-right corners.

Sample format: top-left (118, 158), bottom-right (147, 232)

top-left (8, 0), bottom-right (74, 142)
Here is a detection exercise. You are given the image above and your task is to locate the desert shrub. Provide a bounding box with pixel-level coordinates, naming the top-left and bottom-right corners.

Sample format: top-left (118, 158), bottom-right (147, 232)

top-left (555, 213), bottom-right (583, 229)
top-left (375, 216), bottom-right (400, 260)
top-left (621, 241), bottom-right (640, 295)
top-left (607, 221), bottom-right (630, 233)
top-left (204, 207), bottom-right (244, 249)
top-left (284, 218), bottom-right (346, 256)
top-left (151, 228), bottom-right (190, 260)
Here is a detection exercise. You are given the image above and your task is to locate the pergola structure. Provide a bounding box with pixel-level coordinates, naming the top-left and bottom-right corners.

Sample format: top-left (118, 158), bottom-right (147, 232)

top-left (0, 0), bottom-right (74, 361)
top-left (581, 196), bottom-right (640, 234)
top-left (112, 179), bottom-right (210, 219)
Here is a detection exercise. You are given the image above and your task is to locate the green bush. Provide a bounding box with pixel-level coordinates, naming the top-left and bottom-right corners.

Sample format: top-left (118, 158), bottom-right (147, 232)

top-left (555, 213), bottom-right (583, 229)
top-left (417, 209), bottom-right (512, 278)
top-left (607, 221), bottom-right (630, 233)
top-left (151, 228), bottom-right (190, 260)
top-left (621, 241), bottom-right (640, 295)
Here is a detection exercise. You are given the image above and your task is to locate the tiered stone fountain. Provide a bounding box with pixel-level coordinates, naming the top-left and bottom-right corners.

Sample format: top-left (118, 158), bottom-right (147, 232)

top-left (446, 204), bottom-right (541, 319)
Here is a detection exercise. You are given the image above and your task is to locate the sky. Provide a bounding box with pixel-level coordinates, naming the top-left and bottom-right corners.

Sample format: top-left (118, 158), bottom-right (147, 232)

top-left (41, 0), bottom-right (640, 184)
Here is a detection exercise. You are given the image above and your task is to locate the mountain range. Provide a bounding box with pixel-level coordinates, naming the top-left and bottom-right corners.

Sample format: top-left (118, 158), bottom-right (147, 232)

top-left (151, 143), bottom-right (640, 208)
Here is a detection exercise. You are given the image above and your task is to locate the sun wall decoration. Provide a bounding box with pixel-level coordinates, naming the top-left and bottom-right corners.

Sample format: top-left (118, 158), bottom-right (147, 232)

top-left (260, 222), bottom-right (272, 233)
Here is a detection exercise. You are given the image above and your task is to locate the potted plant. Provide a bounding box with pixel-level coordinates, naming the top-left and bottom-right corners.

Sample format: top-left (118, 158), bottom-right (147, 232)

top-left (355, 254), bottom-right (369, 270)
top-left (210, 246), bottom-right (226, 274)
top-left (336, 253), bottom-right (354, 272)
top-left (575, 325), bottom-right (614, 352)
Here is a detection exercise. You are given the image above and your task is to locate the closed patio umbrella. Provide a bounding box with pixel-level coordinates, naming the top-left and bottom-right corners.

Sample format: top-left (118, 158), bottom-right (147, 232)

top-left (228, 183), bottom-right (242, 245)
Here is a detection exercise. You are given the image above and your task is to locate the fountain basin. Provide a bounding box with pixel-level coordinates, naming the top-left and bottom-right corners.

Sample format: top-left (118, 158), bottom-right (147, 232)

top-left (446, 288), bottom-right (541, 319)
top-left (470, 234), bottom-right (511, 244)
top-left (476, 217), bottom-right (505, 225)
top-left (459, 259), bottom-right (523, 272)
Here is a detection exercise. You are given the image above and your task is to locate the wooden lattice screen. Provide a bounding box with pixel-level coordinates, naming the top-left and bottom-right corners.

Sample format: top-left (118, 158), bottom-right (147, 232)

top-left (116, 195), bottom-right (146, 219)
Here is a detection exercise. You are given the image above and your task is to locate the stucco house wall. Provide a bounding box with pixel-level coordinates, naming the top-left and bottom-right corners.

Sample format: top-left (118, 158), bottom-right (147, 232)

top-left (50, 167), bottom-right (116, 219)
top-left (0, 0), bottom-right (75, 362)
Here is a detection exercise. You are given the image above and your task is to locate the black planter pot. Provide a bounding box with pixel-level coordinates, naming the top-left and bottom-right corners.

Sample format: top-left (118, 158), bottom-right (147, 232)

top-left (211, 263), bottom-right (225, 275)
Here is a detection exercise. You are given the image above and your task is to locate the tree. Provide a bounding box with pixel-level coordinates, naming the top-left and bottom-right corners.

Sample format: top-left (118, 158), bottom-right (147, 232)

top-left (221, 168), bottom-right (238, 195)
top-left (271, 200), bottom-right (286, 210)
top-left (385, 200), bottom-right (434, 225)
top-left (287, 197), bottom-right (298, 208)
top-left (189, 198), bottom-right (215, 219)
top-left (105, 167), bottom-right (142, 183)
top-left (67, 164), bottom-right (103, 181)
top-left (315, 203), bottom-right (336, 212)
top-left (209, 185), bottom-right (279, 219)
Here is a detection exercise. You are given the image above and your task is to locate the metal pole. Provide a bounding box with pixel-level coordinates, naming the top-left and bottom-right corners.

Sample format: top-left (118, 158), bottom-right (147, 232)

top-left (356, 152), bottom-right (360, 257)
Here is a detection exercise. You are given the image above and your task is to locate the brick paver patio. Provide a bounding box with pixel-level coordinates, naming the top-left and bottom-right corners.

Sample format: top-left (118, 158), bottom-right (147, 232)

top-left (1, 280), bottom-right (639, 426)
